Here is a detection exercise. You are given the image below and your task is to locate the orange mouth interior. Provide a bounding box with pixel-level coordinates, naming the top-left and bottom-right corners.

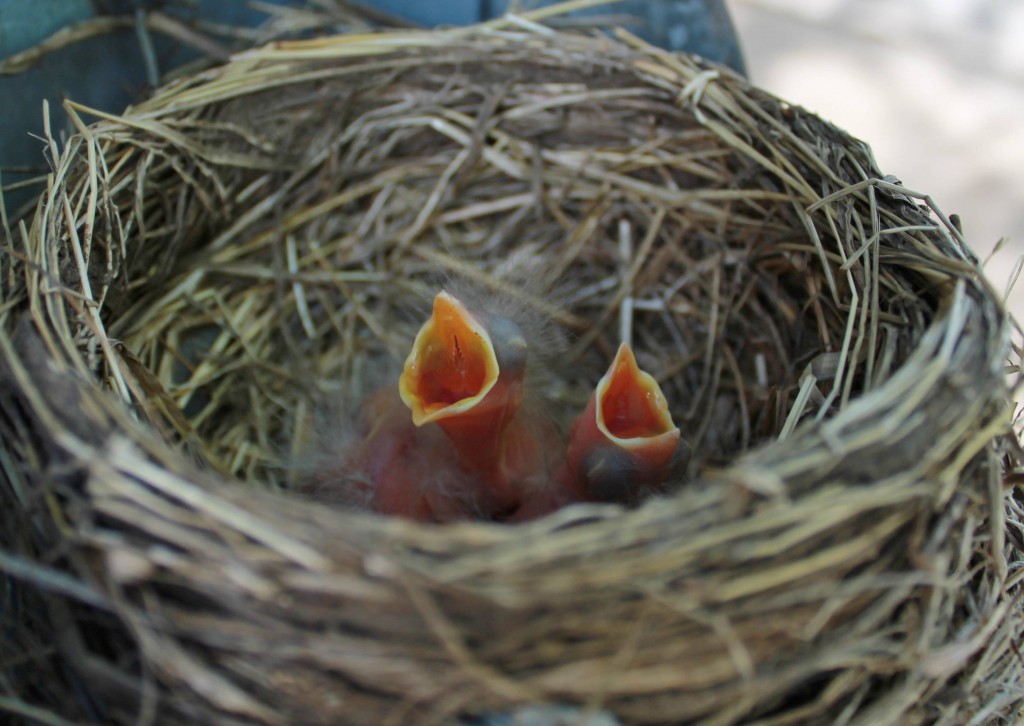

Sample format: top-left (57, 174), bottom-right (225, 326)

top-left (400, 292), bottom-right (499, 425)
top-left (596, 344), bottom-right (676, 443)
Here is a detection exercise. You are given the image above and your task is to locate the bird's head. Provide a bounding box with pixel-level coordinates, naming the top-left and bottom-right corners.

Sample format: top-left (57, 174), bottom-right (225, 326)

top-left (564, 342), bottom-right (682, 503)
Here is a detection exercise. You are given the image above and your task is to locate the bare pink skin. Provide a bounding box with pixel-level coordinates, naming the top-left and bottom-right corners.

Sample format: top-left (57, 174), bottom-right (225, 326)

top-left (349, 388), bottom-right (483, 521)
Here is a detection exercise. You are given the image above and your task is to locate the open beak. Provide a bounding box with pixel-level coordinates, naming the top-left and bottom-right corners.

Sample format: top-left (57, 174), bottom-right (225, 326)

top-left (565, 343), bottom-right (680, 503)
top-left (399, 291), bottom-right (527, 481)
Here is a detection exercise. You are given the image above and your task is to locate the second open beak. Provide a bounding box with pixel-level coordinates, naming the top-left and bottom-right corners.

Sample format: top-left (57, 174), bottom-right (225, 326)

top-left (565, 343), bottom-right (681, 503)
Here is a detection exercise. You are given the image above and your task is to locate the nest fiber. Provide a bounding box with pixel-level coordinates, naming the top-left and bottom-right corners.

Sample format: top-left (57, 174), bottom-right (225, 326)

top-left (2, 17), bottom-right (1023, 726)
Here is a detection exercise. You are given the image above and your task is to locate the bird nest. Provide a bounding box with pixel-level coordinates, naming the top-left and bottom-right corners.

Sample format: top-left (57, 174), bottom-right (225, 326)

top-left (2, 15), bottom-right (1024, 726)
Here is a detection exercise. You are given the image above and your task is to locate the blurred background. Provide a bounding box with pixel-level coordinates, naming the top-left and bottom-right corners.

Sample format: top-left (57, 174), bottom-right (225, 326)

top-left (731, 0), bottom-right (1024, 322)
top-left (2, 0), bottom-right (1021, 318)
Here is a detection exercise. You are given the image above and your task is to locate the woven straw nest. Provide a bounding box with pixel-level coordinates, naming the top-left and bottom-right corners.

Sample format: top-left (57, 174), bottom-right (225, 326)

top-left (2, 10), bottom-right (1023, 726)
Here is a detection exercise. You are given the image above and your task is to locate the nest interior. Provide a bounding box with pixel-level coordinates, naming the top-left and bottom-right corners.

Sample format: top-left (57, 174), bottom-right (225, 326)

top-left (2, 19), bottom-right (1023, 726)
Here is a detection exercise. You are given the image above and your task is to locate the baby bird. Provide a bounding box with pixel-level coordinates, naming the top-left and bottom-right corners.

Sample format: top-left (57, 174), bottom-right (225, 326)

top-left (561, 343), bottom-right (681, 505)
top-left (314, 291), bottom-right (680, 522)
top-left (399, 290), bottom-right (563, 520)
